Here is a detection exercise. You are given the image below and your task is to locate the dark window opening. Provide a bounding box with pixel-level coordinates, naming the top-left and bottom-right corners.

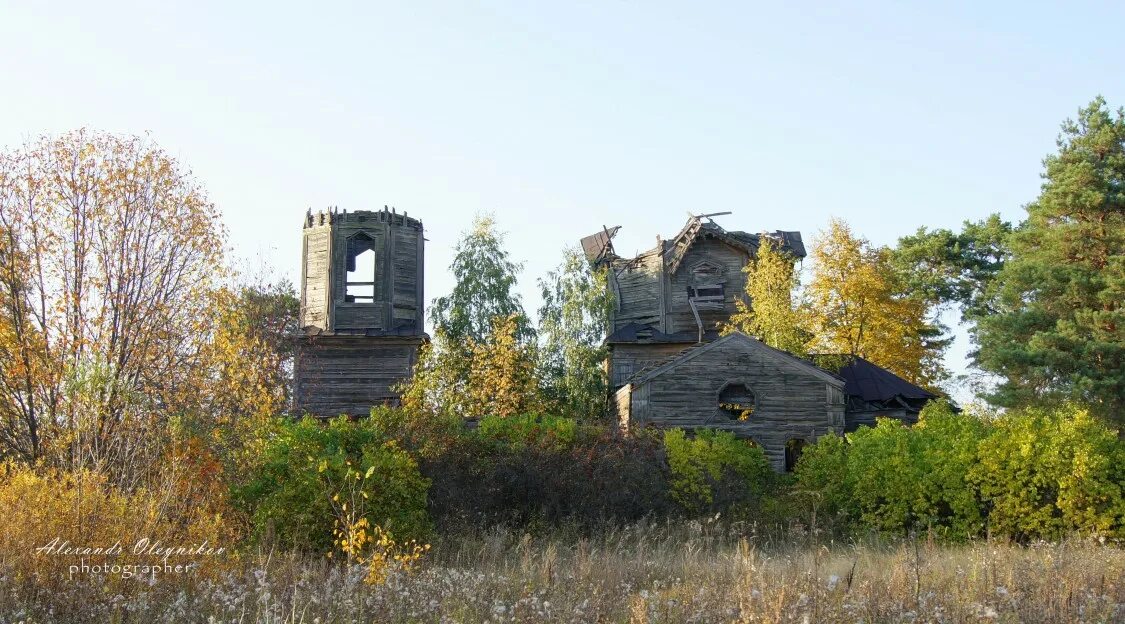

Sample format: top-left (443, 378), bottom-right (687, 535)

top-left (345, 232), bottom-right (377, 302)
top-left (719, 383), bottom-right (755, 421)
top-left (785, 438), bottom-right (807, 472)
top-left (688, 283), bottom-right (725, 310)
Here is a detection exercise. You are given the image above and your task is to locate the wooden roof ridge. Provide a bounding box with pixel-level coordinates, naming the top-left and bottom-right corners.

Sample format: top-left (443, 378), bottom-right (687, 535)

top-left (625, 331), bottom-right (845, 387)
top-left (665, 214), bottom-right (777, 274)
top-left (664, 216), bottom-right (705, 274)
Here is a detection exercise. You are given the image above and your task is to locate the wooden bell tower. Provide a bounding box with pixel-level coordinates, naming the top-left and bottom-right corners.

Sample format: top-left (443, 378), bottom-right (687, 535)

top-left (294, 207), bottom-right (426, 416)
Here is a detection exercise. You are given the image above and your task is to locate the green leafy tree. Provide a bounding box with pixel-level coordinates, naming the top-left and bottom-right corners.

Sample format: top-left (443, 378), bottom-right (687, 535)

top-left (536, 247), bottom-right (613, 419)
top-left (722, 235), bottom-right (810, 356)
top-left (406, 215), bottom-right (539, 422)
top-left (974, 97), bottom-right (1125, 423)
top-left (430, 214), bottom-right (531, 345)
top-left (401, 315), bottom-right (541, 422)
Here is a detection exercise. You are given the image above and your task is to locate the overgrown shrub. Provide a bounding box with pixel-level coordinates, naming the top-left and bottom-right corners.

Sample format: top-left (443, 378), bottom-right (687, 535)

top-left (663, 429), bottom-right (772, 515)
top-left (366, 404), bottom-right (464, 460)
top-left (841, 404), bottom-right (986, 537)
top-left (425, 421), bottom-right (673, 529)
top-left (971, 404), bottom-right (1125, 541)
top-left (791, 430), bottom-right (850, 527)
top-left (0, 450), bottom-right (237, 587)
top-left (235, 416), bottom-right (431, 553)
top-left (477, 413), bottom-right (579, 450)
top-left (794, 402), bottom-right (1125, 541)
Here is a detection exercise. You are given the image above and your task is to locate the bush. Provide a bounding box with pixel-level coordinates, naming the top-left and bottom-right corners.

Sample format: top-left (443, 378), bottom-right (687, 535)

top-left (366, 404), bottom-right (464, 460)
top-left (794, 401), bottom-right (1124, 541)
top-left (0, 451), bottom-right (236, 587)
top-left (791, 430), bottom-right (850, 527)
top-left (663, 428), bottom-right (771, 515)
top-left (477, 413), bottom-right (578, 450)
top-left (235, 416), bottom-right (431, 553)
top-left (841, 404), bottom-right (986, 537)
top-left (971, 404), bottom-right (1125, 541)
top-left (424, 422), bottom-right (674, 529)
top-left (911, 402), bottom-right (989, 538)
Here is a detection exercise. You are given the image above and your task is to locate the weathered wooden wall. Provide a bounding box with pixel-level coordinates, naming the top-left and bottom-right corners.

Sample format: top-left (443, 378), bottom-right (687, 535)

top-left (301, 209), bottom-right (425, 333)
top-left (666, 238), bottom-right (750, 334)
top-left (608, 250), bottom-right (664, 330)
top-left (606, 235), bottom-right (752, 336)
top-left (294, 335), bottom-right (423, 417)
top-left (625, 336), bottom-right (846, 471)
top-left (301, 227), bottom-right (331, 328)
top-left (609, 343), bottom-right (694, 387)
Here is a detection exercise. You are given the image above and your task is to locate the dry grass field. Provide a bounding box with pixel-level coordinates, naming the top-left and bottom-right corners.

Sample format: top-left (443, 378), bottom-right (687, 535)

top-left (2, 521), bottom-right (1122, 623)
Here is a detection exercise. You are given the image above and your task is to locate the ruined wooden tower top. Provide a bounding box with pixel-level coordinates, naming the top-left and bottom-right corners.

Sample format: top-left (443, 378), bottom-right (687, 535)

top-left (299, 207), bottom-right (425, 336)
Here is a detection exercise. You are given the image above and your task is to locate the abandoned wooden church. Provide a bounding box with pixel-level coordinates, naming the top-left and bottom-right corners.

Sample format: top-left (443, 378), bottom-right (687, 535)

top-left (582, 214), bottom-right (936, 471)
top-left (294, 208), bottom-right (937, 472)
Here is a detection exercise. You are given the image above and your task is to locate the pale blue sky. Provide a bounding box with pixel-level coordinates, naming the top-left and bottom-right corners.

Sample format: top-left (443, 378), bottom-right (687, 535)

top-left (3, 1), bottom-right (1123, 398)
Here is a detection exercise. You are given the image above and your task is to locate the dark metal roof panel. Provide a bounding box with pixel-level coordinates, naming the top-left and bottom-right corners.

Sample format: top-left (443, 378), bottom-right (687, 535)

top-left (836, 357), bottom-right (936, 402)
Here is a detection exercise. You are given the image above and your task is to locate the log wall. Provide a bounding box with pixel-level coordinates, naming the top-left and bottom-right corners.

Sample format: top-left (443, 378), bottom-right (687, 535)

top-left (294, 335), bottom-right (423, 417)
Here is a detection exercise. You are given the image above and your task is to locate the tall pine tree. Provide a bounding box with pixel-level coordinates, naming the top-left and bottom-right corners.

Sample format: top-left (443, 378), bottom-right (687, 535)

top-left (975, 97), bottom-right (1124, 423)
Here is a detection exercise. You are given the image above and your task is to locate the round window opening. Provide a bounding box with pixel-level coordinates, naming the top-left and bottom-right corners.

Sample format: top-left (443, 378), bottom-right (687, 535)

top-left (719, 383), bottom-right (755, 421)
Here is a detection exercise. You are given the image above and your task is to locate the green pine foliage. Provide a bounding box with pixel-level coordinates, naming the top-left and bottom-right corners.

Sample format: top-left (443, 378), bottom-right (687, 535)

top-left (976, 98), bottom-right (1125, 422)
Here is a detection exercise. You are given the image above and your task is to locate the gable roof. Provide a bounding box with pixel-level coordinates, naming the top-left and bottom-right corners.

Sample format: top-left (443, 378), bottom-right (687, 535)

top-left (627, 331), bottom-right (844, 387)
top-left (834, 356), bottom-right (936, 402)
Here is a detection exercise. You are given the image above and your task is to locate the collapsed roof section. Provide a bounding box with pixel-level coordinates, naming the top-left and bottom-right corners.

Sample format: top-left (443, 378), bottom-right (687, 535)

top-left (579, 214), bottom-right (805, 270)
top-left (579, 225), bottom-right (621, 265)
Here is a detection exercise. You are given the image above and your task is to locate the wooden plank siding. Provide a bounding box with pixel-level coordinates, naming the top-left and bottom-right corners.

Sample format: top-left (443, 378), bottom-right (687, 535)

top-left (301, 228), bottom-right (331, 328)
top-left (294, 335), bottom-right (424, 417)
top-left (622, 333), bottom-right (846, 472)
top-left (666, 238), bottom-right (750, 334)
top-left (300, 209), bottom-right (425, 333)
top-left (608, 251), bottom-right (664, 331)
top-left (609, 343), bottom-right (695, 388)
